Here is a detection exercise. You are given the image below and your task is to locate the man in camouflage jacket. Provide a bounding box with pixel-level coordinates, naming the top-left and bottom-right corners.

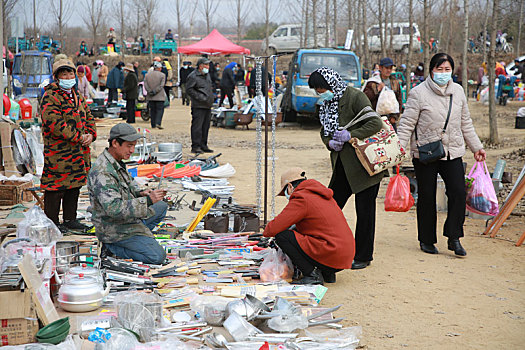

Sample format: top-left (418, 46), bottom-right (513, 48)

top-left (88, 123), bottom-right (167, 264)
top-left (40, 59), bottom-right (97, 231)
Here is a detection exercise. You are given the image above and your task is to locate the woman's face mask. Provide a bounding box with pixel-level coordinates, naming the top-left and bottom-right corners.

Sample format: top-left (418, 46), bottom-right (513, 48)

top-left (59, 78), bottom-right (76, 90)
top-left (284, 186), bottom-right (291, 200)
top-left (432, 71), bottom-right (452, 86)
top-left (202, 67), bottom-right (209, 74)
top-left (316, 90), bottom-right (334, 105)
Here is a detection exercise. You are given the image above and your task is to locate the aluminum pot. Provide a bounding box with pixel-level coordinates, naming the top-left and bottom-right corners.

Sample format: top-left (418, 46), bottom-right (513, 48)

top-left (57, 273), bottom-right (110, 312)
top-left (55, 241), bottom-right (80, 275)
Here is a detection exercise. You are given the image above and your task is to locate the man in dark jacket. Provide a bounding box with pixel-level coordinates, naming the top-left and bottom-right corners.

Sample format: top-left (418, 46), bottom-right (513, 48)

top-left (363, 57), bottom-right (402, 129)
top-left (219, 62), bottom-right (237, 108)
top-left (107, 61), bottom-right (125, 105)
top-left (249, 65), bottom-right (272, 97)
top-left (186, 57), bottom-right (214, 154)
top-left (122, 63), bottom-right (138, 123)
top-left (179, 61), bottom-right (194, 106)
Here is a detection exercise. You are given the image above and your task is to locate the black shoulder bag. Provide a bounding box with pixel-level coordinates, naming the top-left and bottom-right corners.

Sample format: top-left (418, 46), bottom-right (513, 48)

top-left (415, 94), bottom-right (453, 164)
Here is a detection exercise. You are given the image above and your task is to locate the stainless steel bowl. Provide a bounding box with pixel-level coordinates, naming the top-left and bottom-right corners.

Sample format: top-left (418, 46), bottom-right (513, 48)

top-left (55, 241), bottom-right (80, 275)
top-left (158, 142), bottom-right (182, 153)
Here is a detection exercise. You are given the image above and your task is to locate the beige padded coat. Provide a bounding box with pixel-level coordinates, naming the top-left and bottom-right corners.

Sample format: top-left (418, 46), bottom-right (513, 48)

top-left (397, 77), bottom-right (483, 160)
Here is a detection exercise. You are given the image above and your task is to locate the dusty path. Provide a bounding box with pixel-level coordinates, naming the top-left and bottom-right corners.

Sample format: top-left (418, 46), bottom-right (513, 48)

top-left (93, 98), bottom-right (525, 349)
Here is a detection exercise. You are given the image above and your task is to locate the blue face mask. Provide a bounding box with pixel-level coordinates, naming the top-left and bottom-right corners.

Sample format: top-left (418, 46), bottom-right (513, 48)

top-left (316, 90), bottom-right (334, 105)
top-left (432, 72), bottom-right (452, 86)
top-left (59, 78), bottom-right (76, 90)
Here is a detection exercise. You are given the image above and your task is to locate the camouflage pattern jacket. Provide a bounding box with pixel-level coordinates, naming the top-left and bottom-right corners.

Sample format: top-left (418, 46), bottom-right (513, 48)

top-left (40, 83), bottom-right (97, 191)
top-left (88, 149), bottom-right (154, 243)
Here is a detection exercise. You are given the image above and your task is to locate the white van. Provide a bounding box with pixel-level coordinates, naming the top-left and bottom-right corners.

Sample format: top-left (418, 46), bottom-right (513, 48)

top-left (262, 24), bottom-right (330, 54)
top-left (367, 22), bottom-right (421, 53)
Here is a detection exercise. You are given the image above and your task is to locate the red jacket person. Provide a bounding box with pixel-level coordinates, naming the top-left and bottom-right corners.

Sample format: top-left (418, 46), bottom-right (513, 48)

top-left (264, 168), bottom-right (355, 285)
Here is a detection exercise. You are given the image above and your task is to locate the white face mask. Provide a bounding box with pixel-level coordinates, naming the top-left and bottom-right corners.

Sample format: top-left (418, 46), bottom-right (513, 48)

top-left (202, 68), bottom-right (209, 74)
top-left (284, 186), bottom-right (291, 200)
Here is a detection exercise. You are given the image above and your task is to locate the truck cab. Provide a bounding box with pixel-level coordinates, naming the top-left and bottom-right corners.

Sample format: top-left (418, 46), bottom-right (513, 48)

top-left (12, 51), bottom-right (53, 98)
top-left (281, 49), bottom-right (361, 121)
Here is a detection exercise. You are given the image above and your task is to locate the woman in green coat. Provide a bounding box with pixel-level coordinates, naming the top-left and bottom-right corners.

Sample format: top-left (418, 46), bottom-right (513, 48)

top-left (308, 67), bottom-right (386, 270)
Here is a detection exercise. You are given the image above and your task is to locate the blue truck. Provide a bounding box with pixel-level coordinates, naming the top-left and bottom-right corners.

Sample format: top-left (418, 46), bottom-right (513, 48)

top-left (281, 48), bottom-right (361, 122)
top-left (12, 51), bottom-right (54, 98)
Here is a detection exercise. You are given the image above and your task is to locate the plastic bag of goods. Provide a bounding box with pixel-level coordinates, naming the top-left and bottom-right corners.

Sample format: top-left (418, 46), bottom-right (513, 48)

top-left (465, 161), bottom-right (499, 216)
top-left (258, 247), bottom-right (293, 282)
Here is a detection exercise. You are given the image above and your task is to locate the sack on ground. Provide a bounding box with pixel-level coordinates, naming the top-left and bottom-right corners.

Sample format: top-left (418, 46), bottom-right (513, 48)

top-left (376, 88), bottom-right (400, 115)
top-left (258, 247), bottom-right (293, 282)
top-left (466, 161), bottom-right (499, 216)
top-left (384, 166), bottom-right (414, 212)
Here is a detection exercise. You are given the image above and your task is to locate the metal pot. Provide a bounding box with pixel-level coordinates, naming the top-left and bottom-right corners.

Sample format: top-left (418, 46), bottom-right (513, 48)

top-left (55, 241), bottom-right (80, 275)
top-left (57, 273), bottom-right (110, 312)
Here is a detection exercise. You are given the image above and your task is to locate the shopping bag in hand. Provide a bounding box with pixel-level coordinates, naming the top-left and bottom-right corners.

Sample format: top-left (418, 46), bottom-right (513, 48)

top-left (384, 166), bottom-right (414, 212)
top-left (466, 161), bottom-right (499, 216)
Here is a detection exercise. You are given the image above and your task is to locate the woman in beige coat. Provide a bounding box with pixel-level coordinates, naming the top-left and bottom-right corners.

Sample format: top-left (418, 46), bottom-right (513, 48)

top-left (397, 53), bottom-right (486, 257)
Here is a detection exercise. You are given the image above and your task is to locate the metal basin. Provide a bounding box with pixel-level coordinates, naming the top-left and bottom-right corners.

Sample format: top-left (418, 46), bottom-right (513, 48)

top-left (55, 241), bottom-right (80, 275)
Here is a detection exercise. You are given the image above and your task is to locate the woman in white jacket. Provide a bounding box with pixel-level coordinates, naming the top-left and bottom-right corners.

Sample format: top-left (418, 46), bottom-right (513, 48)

top-left (397, 53), bottom-right (486, 257)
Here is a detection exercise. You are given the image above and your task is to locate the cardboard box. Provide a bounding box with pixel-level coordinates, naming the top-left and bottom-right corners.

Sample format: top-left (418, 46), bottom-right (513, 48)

top-left (0, 289), bottom-right (39, 346)
top-left (0, 180), bottom-right (34, 205)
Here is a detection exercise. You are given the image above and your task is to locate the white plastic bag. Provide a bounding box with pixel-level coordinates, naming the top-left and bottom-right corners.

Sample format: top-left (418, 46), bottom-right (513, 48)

top-left (376, 88), bottom-right (400, 115)
top-left (258, 248), bottom-right (293, 282)
top-left (16, 206), bottom-right (62, 245)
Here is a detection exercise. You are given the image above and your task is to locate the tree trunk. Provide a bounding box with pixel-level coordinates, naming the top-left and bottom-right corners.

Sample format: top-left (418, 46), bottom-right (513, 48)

top-left (33, 0), bottom-right (37, 49)
top-left (488, 0), bottom-right (499, 144)
top-left (517, 0), bottom-right (524, 56)
top-left (482, 2), bottom-right (489, 63)
top-left (361, 0), bottom-right (369, 67)
top-left (265, 0), bottom-right (270, 50)
top-left (406, 0), bottom-right (413, 93)
top-left (388, 0), bottom-right (394, 56)
top-left (120, 0), bottom-right (124, 57)
top-left (59, 0), bottom-right (63, 49)
top-left (176, 0), bottom-right (182, 47)
top-left (325, 0), bottom-right (329, 46)
top-left (303, 0), bottom-right (309, 47)
top-left (446, 0), bottom-right (454, 53)
top-left (237, 0), bottom-right (241, 44)
top-left (333, 0), bottom-right (338, 46)
top-left (378, 0), bottom-right (385, 57)
top-left (423, 0), bottom-right (430, 76)
top-left (206, 0), bottom-right (210, 34)
top-left (462, 0), bottom-right (468, 95)
top-left (313, 0), bottom-right (318, 47)
top-left (439, 0), bottom-right (446, 51)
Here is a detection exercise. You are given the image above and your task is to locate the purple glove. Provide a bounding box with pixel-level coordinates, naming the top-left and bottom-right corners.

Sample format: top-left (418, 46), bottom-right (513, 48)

top-left (333, 129), bottom-right (351, 143)
top-left (328, 139), bottom-right (344, 152)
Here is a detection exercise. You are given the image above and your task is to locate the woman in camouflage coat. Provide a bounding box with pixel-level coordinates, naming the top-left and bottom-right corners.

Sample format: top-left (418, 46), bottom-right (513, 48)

top-left (40, 59), bottom-right (97, 231)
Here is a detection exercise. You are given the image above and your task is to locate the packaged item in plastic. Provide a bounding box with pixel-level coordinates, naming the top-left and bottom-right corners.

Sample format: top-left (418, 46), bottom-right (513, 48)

top-left (304, 326), bottom-right (362, 349)
top-left (466, 161), bottom-right (499, 216)
top-left (190, 295), bottom-right (230, 326)
top-left (96, 328), bottom-right (139, 350)
top-left (384, 166), bottom-right (414, 212)
top-left (16, 206), bottom-right (62, 245)
top-left (258, 248), bottom-right (293, 283)
top-left (376, 88), bottom-right (400, 115)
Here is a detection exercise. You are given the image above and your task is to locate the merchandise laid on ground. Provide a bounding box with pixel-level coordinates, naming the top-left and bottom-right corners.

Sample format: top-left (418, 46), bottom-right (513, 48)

top-left (0, 121), bottom-right (360, 350)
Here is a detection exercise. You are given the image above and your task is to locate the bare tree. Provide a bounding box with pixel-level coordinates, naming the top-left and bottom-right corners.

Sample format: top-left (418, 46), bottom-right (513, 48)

top-left (488, 0), bottom-right (499, 144)
top-left (312, 0), bottom-right (318, 47)
top-left (422, 0), bottom-right (430, 76)
top-left (482, 0), bottom-right (489, 63)
top-left (333, 0), bottom-right (338, 45)
top-left (143, 0), bottom-right (160, 60)
top-left (117, 0), bottom-right (126, 56)
top-left (377, 0), bottom-right (386, 57)
top-left (81, 0), bottom-right (105, 54)
top-left (388, 0), bottom-right (394, 55)
top-left (263, 0), bottom-right (281, 51)
top-left (48, 0), bottom-right (74, 50)
top-left (2, 0), bottom-right (20, 97)
top-left (172, 0), bottom-right (184, 47)
top-left (517, 0), bottom-right (524, 56)
top-left (188, 0), bottom-right (199, 39)
top-left (325, 0), bottom-right (330, 46)
top-left (360, 0), bottom-right (369, 67)
top-left (201, 0), bottom-right (219, 34)
top-left (234, 0), bottom-right (249, 44)
top-left (303, 0), bottom-right (310, 47)
top-left (405, 0), bottom-right (414, 93)
top-left (462, 0), bottom-right (468, 94)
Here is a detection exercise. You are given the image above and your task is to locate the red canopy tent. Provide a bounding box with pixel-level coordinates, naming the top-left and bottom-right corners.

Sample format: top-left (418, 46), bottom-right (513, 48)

top-left (177, 29), bottom-right (250, 55)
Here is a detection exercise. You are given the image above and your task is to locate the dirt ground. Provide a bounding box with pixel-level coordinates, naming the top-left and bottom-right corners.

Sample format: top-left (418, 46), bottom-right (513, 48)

top-left (91, 97), bottom-right (525, 349)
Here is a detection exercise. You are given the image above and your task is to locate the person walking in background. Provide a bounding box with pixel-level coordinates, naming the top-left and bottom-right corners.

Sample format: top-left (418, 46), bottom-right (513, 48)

top-left (363, 57), bottom-right (403, 129)
top-left (235, 65), bottom-right (245, 86)
top-left (107, 62), bottom-right (125, 105)
top-left (186, 57), bottom-right (214, 154)
top-left (163, 58), bottom-right (173, 107)
top-left (122, 63), bottom-right (138, 124)
top-left (144, 61), bottom-right (166, 129)
top-left (476, 63), bottom-right (486, 97)
top-left (79, 41), bottom-right (89, 56)
top-left (496, 61), bottom-right (517, 99)
top-left (40, 58), bottom-right (97, 233)
top-left (165, 29), bottom-right (174, 40)
top-left (133, 61), bottom-right (140, 79)
top-left (76, 65), bottom-right (91, 98)
top-left (179, 61), bottom-right (194, 106)
top-left (98, 61), bottom-right (109, 91)
top-left (91, 62), bottom-right (100, 90)
top-left (107, 27), bottom-right (116, 45)
top-left (307, 67), bottom-right (386, 270)
top-left (246, 65), bottom-right (254, 98)
top-left (219, 62), bottom-right (237, 109)
top-left (397, 53), bottom-right (486, 257)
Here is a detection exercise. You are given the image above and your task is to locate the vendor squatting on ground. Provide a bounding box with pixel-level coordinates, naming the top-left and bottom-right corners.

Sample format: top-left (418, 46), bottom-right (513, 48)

top-left (88, 123), bottom-right (167, 265)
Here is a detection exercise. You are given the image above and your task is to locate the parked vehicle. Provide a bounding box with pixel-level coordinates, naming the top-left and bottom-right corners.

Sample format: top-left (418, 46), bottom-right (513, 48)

top-left (8, 37), bottom-right (32, 52)
top-left (281, 48), bottom-right (361, 122)
top-left (151, 34), bottom-right (177, 56)
top-left (12, 51), bottom-right (53, 98)
top-left (366, 22), bottom-right (421, 53)
top-left (36, 36), bottom-right (61, 54)
top-left (261, 24), bottom-right (330, 55)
